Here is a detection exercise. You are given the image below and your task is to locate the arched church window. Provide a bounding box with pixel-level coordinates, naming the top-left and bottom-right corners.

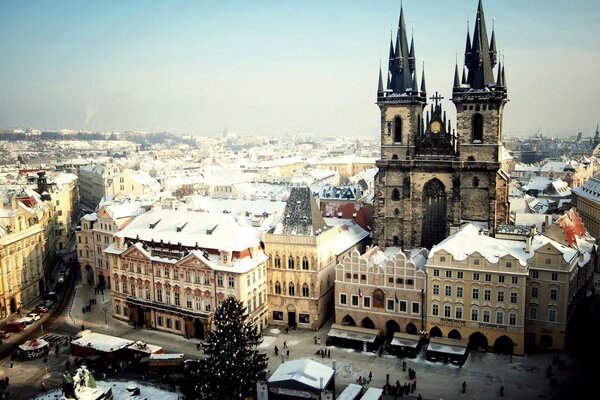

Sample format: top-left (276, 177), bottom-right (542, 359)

top-left (288, 257), bottom-right (294, 269)
top-left (394, 116), bottom-right (403, 143)
top-left (391, 154), bottom-right (399, 160)
top-left (473, 177), bottom-right (480, 187)
top-left (394, 208), bottom-right (400, 217)
top-left (302, 257), bottom-right (309, 270)
top-left (288, 282), bottom-right (295, 296)
top-left (392, 188), bottom-right (400, 201)
top-left (274, 281), bottom-right (281, 294)
top-left (302, 283), bottom-right (309, 297)
top-left (472, 113), bottom-right (483, 142)
top-left (274, 256), bottom-right (281, 268)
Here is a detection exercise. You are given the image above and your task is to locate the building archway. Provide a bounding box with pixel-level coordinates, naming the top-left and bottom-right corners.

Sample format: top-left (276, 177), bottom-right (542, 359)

top-left (85, 265), bottom-right (94, 286)
top-left (98, 273), bottom-right (106, 288)
top-left (406, 322), bottom-right (418, 335)
top-left (493, 335), bottom-right (514, 354)
top-left (194, 319), bottom-right (205, 339)
top-left (385, 320), bottom-right (400, 339)
top-left (9, 298), bottom-right (17, 314)
top-left (468, 331), bottom-right (488, 351)
top-left (540, 335), bottom-right (553, 352)
top-left (361, 317), bottom-right (375, 329)
top-left (342, 315), bottom-right (356, 326)
top-left (448, 329), bottom-right (462, 340)
top-left (429, 326), bottom-right (443, 338)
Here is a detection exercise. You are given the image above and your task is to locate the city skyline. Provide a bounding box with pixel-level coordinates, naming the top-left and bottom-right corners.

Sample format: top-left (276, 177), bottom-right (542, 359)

top-left (0, 0), bottom-right (598, 138)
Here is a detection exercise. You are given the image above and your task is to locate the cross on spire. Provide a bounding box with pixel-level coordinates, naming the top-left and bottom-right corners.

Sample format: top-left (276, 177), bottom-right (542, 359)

top-left (430, 91), bottom-right (444, 106)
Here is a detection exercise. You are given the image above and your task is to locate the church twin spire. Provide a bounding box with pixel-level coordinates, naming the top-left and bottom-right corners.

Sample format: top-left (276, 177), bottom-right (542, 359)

top-left (378, 3), bottom-right (426, 100)
top-left (378, 1), bottom-right (506, 98)
top-left (455, 0), bottom-right (505, 92)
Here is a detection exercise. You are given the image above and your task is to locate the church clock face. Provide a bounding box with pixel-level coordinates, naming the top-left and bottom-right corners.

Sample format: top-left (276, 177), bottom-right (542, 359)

top-left (430, 121), bottom-right (442, 133)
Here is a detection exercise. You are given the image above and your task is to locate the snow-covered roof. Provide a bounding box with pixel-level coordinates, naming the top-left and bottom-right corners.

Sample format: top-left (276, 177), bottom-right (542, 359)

top-left (323, 218), bottom-right (371, 255)
top-left (268, 359), bottom-right (335, 391)
top-left (572, 177), bottom-right (600, 203)
top-left (71, 332), bottom-right (134, 353)
top-left (115, 209), bottom-right (262, 252)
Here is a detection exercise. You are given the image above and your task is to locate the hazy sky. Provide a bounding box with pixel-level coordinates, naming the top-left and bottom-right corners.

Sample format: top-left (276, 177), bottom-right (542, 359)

top-left (0, 0), bottom-right (598, 138)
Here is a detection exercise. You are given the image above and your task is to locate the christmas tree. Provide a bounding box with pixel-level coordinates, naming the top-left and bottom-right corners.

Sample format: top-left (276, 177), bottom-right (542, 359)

top-left (195, 296), bottom-right (268, 399)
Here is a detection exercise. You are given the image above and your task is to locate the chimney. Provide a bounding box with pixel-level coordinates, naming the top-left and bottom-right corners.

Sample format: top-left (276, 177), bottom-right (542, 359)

top-left (525, 225), bottom-right (536, 253)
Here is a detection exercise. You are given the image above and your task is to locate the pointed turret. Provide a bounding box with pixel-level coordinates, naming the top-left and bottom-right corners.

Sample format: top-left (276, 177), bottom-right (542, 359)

top-left (377, 64), bottom-right (384, 98)
top-left (387, 36), bottom-right (395, 90)
top-left (501, 64), bottom-right (506, 88)
top-left (391, 3), bottom-right (413, 94)
top-left (464, 22), bottom-right (472, 65)
top-left (408, 35), bottom-right (416, 72)
top-left (463, 0), bottom-right (495, 89)
top-left (411, 69), bottom-right (419, 93)
top-left (461, 67), bottom-right (467, 84)
top-left (453, 64), bottom-right (461, 88)
top-left (496, 61), bottom-right (503, 86)
top-left (489, 26), bottom-right (497, 67)
top-left (593, 123), bottom-right (600, 146)
top-left (420, 64), bottom-right (427, 96)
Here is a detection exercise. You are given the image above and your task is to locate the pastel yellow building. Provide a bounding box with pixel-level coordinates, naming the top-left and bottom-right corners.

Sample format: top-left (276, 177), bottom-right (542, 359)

top-left (0, 190), bottom-right (46, 317)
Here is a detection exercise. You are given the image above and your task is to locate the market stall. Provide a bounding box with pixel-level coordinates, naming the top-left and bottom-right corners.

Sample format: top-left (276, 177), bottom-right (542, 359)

top-left (18, 338), bottom-right (50, 359)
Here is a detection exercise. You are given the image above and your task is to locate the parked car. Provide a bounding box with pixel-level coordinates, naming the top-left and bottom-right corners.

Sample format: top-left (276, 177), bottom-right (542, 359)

top-left (26, 313), bottom-right (41, 322)
top-left (32, 306), bottom-right (49, 314)
top-left (17, 316), bottom-right (35, 325)
top-left (4, 322), bottom-right (26, 332)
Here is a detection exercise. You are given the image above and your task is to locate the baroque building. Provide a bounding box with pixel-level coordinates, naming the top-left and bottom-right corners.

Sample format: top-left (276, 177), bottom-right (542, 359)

top-left (105, 209), bottom-right (268, 338)
top-left (373, 1), bottom-right (509, 250)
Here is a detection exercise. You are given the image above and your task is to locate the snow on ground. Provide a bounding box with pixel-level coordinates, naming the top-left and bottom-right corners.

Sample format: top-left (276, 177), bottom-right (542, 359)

top-left (269, 328), bottom-right (281, 335)
top-left (34, 380), bottom-right (182, 400)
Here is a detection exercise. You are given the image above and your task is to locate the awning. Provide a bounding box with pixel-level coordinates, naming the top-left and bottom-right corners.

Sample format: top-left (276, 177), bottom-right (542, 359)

top-left (327, 324), bottom-right (380, 343)
top-left (390, 332), bottom-right (420, 349)
top-left (427, 337), bottom-right (469, 356)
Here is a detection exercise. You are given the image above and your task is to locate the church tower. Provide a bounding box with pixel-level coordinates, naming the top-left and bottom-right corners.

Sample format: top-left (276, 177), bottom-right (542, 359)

top-left (451, 0), bottom-right (510, 233)
top-left (373, 0), bottom-right (509, 250)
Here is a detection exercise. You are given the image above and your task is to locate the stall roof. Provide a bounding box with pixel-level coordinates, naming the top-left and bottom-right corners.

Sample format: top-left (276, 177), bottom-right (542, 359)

top-left (71, 332), bottom-right (134, 353)
top-left (268, 359), bottom-right (334, 392)
top-left (148, 353), bottom-right (184, 367)
top-left (427, 337), bottom-right (469, 356)
top-left (390, 332), bottom-right (420, 348)
top-left (360, 387), bottom-right (384, 400)
top-left (337, 383), bottom-right (363, 400)
top-left (327, 324), bottom-right (380, 343)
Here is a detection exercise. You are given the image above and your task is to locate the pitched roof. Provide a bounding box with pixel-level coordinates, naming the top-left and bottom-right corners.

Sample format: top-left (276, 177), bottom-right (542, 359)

top-left (278, 187), bottom-right (328, 236)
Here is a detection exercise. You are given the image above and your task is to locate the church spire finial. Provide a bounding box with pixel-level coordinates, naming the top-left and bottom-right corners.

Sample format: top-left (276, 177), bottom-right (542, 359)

top-left (377, 61), bottom-right (384, 98)
top-left (420, 62), bottom-right (427, 96)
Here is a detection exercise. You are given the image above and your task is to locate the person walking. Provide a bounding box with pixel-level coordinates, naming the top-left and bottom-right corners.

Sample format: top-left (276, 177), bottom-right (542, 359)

top-left (462, 381), bottom-right (467, 393)
top-left (40, 380), bottom-right (46, 393)
top-left (283, 340), bottom-right (287, 349)
top-left (500, 385), bottom-right (504, 396)
top-left (274, 345), bottom-right (279, 356)
top-left (286, 349), bottom-right (290, 359)
top-left (196, 343), bottom-right (201, 351)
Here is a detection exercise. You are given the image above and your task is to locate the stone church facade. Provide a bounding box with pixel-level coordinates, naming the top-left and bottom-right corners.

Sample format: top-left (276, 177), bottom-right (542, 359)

top-left (372, 2), bottom-right (510, 250)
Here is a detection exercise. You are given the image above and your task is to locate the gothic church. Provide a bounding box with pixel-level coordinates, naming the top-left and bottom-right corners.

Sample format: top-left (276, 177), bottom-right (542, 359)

top-left (372, 0), bottom-right (510, 250)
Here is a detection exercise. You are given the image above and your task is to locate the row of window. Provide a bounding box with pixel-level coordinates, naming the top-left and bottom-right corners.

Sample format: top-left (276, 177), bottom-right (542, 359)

top-left (273, 282), bottom-right (310, 297)
top-left (339, 293), bottom-right (420, 314)
top-left (342, 272), bottom-right (415, 286)
top-left (432, 285), bottom-right (521, 303)
top-left (273, 256), bottom-right (311, 270)
top-left (433, 269), bottom-right (520, 283)
top-left (432, 304), bottom-right (518, 326)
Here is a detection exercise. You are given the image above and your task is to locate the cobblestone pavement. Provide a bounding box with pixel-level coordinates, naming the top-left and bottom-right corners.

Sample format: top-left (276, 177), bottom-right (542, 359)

top-left (1, 282), bottom-right (585, 399)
